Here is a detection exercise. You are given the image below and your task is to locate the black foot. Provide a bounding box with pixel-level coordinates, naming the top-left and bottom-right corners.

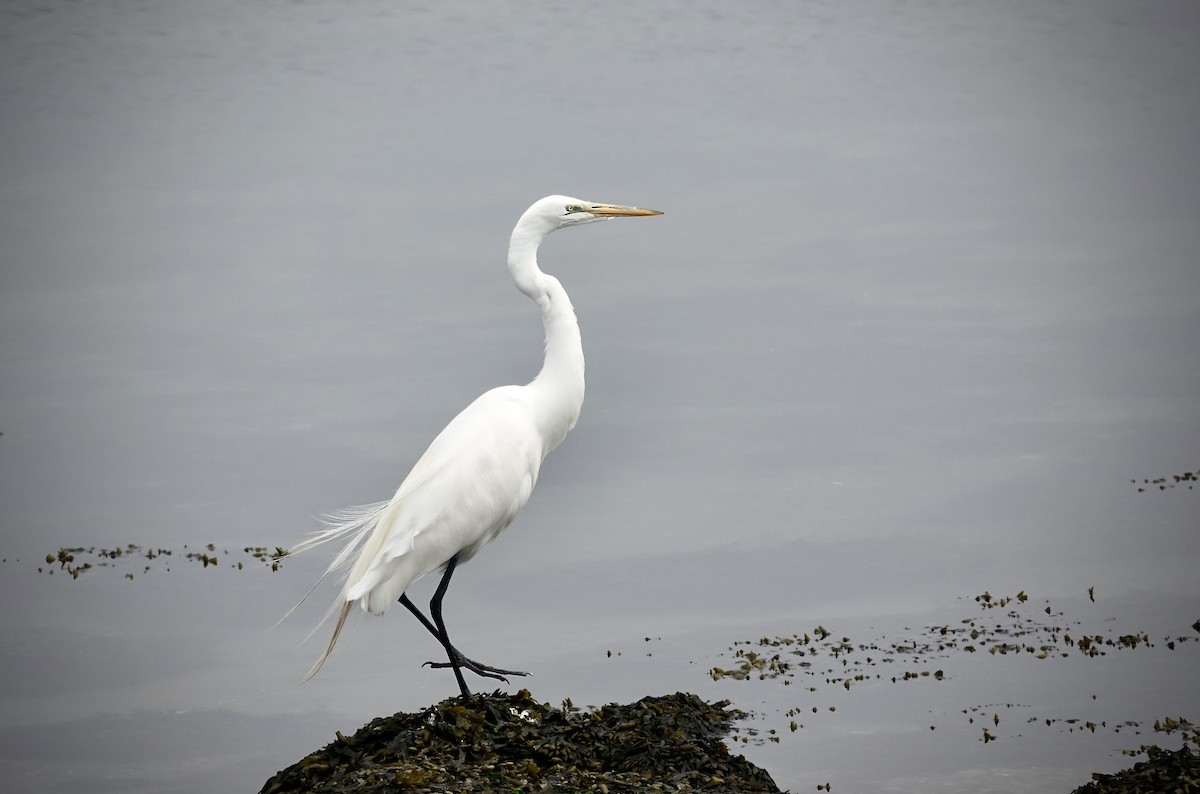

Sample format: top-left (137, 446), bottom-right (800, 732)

top-left (423, 649), bottom-right (530, 682)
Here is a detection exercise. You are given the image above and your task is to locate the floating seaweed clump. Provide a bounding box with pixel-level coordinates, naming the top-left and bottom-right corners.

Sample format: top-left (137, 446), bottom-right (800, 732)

top-left (1132, 469), bottom-right (1197, 492)
top-left (259, 689), bottom-right (779, 794)
top-left (31, 544), bottom-right (286, 579)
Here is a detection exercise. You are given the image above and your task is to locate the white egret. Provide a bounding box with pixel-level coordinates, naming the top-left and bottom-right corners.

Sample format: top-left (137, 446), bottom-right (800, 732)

top-left (289, 195), bottom-right (662, 696)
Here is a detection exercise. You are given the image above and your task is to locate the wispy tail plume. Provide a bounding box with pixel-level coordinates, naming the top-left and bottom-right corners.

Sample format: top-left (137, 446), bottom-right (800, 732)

top-left (302, 600), bottom-right (353, 682)
top-left (280, 501), bottom-right (390, 680)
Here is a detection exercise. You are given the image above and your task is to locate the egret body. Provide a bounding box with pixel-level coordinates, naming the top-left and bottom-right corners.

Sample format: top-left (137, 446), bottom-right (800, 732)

top-left (289, 195), bottom-right (661, 696)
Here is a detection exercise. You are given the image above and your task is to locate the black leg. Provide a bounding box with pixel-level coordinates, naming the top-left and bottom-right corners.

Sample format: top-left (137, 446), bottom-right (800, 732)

top-left (398, 557), bottom-right (529, 697)
top-left (435, 558), bottom-right (473, 696)
top-left (399, 592), bottom-right (440, 639)
top-left (399, 592), bottom-right (528, 679)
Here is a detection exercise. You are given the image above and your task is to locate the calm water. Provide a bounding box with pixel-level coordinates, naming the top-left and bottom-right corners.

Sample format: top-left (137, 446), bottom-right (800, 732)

top-left (1, 1), bottom-right (1198, 791)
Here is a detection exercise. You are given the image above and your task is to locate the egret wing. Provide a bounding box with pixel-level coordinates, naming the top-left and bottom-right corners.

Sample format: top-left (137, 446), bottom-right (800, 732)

top-left (343, 385), bottom-right (545, 614)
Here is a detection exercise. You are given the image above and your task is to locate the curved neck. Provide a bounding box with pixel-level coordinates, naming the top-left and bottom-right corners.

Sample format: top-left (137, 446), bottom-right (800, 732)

top-left (508, 226), bottom-right (585, 451)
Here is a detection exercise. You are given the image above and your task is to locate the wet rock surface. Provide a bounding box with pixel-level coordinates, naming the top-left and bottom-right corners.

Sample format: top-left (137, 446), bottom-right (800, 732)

top-left (259, 690), bottom-right (780, 794)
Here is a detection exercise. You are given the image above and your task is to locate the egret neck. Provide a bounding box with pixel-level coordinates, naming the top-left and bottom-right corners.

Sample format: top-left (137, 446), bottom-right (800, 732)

top-left (508, 222), bottom-right (585, 453)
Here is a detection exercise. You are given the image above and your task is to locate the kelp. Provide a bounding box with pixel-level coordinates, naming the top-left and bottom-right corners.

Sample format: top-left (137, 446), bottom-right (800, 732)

top-left (1073, 745), bottom-right (1199, 793)
top-left (259, 690), bottom-right (780, 793)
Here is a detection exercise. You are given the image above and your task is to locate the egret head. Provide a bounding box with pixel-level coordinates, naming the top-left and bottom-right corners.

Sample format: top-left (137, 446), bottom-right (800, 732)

top-left (520, 195), bottom-right (663, 236)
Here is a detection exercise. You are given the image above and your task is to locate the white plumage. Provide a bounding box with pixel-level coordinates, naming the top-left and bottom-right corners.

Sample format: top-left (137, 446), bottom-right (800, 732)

top-left (288, 195), bottom-right (661, 694)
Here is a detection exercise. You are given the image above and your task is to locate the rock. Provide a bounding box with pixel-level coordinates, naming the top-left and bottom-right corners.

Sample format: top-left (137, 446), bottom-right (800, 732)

top-left (260, 690), bottom-right (780, 793)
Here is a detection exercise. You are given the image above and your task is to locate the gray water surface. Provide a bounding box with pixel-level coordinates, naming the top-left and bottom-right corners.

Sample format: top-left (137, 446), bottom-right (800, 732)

top-left (2, 1), bottom-right (1198, 791)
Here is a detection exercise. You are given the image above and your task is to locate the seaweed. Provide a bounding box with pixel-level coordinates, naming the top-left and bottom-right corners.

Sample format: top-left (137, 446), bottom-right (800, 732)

top-left (260, 690), bottom-right (780, 793)
top-left (1073, 745), bottom-right (1199, 793)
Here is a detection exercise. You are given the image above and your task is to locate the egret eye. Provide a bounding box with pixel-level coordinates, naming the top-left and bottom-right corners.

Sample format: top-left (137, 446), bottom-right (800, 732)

top-left (565, 204), bottom-right (584, 214)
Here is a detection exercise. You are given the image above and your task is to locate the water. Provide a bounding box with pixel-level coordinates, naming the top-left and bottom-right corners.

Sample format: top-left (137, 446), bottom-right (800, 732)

top-left (1, 0), bottom-right (1198, 791)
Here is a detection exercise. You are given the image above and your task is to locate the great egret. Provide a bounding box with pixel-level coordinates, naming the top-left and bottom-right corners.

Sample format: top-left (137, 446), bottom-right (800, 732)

top-left (289, 195), bottom-right (662, 696)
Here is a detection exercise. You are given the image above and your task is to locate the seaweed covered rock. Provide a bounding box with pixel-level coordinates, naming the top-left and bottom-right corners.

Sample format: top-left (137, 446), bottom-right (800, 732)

top-left (1072, 745), bottom-right (1200, 793)
top-left (260, 690), bottom-right (779, 793)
